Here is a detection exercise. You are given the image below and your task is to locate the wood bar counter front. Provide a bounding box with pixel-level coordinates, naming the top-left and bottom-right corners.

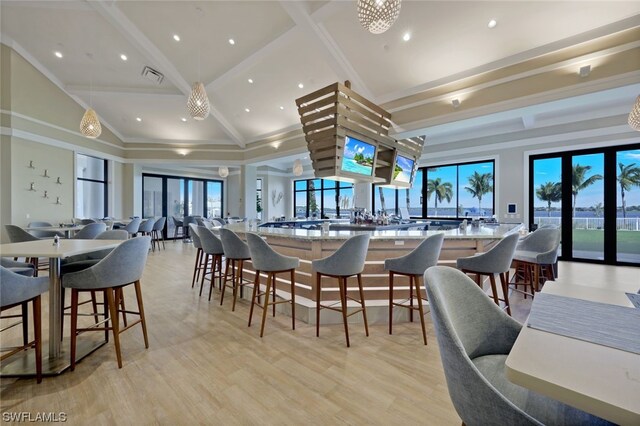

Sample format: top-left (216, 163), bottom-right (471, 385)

top-left (223, 223), bottom-right (522, 323)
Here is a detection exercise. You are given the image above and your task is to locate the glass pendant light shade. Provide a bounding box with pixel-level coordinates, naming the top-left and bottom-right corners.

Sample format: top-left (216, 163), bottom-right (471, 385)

top-left (629, 95), bottom-right (640, 131)
top-left (293, 159), bottom-right (304, 176)
top-left (187, 82), bottom-right (210, 120)
top-left (357, 0), bottom-right (402, 34)
top-left (218, 166), bottom-right (229, 178)
top-left (80, 108), bottom-right (102, 138)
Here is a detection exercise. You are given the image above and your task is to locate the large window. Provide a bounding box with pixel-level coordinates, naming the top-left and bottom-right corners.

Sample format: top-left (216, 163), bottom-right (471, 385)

top-left (293, 179), bottom-right (354, 219)
top-left (76, 154), bottom-right (107, 218)
top-left (143, 174), bottom-right (224, 239)
top-left (373, 161), bottom-right (494, 219)
top-left (529, 144), bottom-right (640, 266)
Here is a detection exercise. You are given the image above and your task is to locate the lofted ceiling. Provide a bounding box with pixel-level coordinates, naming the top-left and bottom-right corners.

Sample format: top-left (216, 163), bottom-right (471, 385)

top-left (1, 0), bottom-right (639, 152)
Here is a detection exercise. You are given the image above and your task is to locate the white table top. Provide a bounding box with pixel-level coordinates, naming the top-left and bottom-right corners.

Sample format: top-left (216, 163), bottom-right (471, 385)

top-left (0, 239), bottom-right (123, 258)
top-left (505, 282), bottom-right (640, 425)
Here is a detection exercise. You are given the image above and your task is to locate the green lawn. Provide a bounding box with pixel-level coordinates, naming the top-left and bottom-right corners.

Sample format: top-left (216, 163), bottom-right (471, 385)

top-left (572, 229), bottom-right (640, 255)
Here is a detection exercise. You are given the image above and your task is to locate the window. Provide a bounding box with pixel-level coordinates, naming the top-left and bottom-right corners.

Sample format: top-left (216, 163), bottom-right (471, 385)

top-left (76, 154), bottom-right (107, 218)
top-left (293, 179), bottom-right (354, 218)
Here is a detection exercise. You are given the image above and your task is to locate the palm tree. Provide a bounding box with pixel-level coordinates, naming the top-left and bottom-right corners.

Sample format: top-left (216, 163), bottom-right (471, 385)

top-left (426, 178), bottom-right (453, 216)
top-left (536, 181), bottom-right (562, 217)
top-left (572, 164), bottom-right (602, 219)
top-left (465, 172), bottom-right (493, 214)
top-left (617, 162), bottom-right (640, 219)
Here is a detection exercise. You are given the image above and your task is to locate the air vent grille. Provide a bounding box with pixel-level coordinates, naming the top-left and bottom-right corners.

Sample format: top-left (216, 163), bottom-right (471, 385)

top-left (141, 66), bottom-right (164, 85)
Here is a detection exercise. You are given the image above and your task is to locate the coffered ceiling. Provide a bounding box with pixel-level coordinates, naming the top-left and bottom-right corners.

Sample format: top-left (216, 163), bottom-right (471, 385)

top-left (1, 0), bottom-right (639, 152)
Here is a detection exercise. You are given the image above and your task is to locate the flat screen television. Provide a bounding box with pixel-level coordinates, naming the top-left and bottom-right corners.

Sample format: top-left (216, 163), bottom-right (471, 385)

top-left (393, 155), bottom-right (414, 184)
top-left (341, 136), bottom-right (376, 177)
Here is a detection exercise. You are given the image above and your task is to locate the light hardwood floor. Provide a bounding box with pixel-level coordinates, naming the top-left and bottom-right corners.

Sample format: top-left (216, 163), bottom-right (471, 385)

top-left (1, 242), bottom-right (636, 425)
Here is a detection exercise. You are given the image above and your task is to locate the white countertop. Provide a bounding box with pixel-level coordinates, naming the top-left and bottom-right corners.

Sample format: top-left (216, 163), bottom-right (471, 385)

top-left (225, 223), bottom-right (523, 241)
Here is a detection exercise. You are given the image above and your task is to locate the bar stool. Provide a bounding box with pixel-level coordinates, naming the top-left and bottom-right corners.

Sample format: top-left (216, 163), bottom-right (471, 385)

top-left (196, 226), bottom-right (225, 301)
top-left (219, 228), bottom-right (252, 311)
top-left (511, 228), bottom-right (560, 296)
top-left (246, 233), bottom-right (299, 337)
top-left (1, 267), bottom-right (48, 383)
top-left (456, 233), bottom-right (520, 316)
top-left (188, 223), bottom-right (205, 289)
top-left (313, 234), bottom-right (370, 347)
top-left (384, 233), bottom-right (444, 345)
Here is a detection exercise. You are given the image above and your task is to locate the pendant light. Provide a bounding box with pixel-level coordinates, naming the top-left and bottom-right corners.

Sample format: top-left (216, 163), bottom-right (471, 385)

top-left (218, 166), bottom-right (229, 178)
top-left (293, 159), bottom-right (304, 176)
top-left (357, 0), bottom-right (402, 34)
top-left (629, 95), bottom-right (640, 131)
top-left (187, 7), bottom-right (210, 120)
top-left (80, 52), bottom-right (102, 138)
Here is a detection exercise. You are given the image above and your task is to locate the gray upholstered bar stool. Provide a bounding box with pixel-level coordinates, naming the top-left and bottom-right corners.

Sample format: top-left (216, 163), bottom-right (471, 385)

top-left (313, 234), bottom-right (370, 347)
top-left (384, 233), bottom-right (444, 345)
top-left (456, 233), bottom-right (520, 316)
top-left (0, 266), bottom-right (48, 383)
top-left (151, 217), bottom-right (166, 251)
top-left (72, 222), bottom-right (107, 239)
top-left (219, 228), bottom-right (252, 311)
top-left (196, 226), bottom-right (225, 301)
top-left (123, 217), bottom-right (142, 239)
top-left (511, 227), bottom-right (561, 296)
top-left (246, 233), bottom-right (299, 337)
top-left (62, 236), bottom-right (151, 370)
top-left (188, 223), bottom-right (205, 288)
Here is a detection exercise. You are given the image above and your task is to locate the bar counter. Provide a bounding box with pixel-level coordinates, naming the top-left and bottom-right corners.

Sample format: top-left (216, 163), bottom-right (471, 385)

top-left (224, 223), bottom-right (522, 323)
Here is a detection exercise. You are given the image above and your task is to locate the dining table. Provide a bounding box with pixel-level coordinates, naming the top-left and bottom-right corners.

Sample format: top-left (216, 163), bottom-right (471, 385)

top-left (0, 238), bottom-right (123, 376)
top-left (505, 281), bottom-right (640, 425)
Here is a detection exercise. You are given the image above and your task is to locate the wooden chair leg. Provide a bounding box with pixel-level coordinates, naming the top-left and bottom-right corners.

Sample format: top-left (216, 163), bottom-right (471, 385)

top-left (248, 270), bottom-right (260, 327)
top-left (106, 288), bottom-right (123, 369)
top-left (315, 273), bottom-right (321, 337)
top-left (414, 275), bottom-right (428, 346)
top-left (500, 272), bottom-right (512, 316)
top-left (338, 277), bottom-right (350, 347)
top-left (33, 296), bottom-right (42, 383)
top-left (290, 269), bottom-right (296, 331)
top-left (259, 273), bottom-right (272, 338)
top-left (357, 274), bottom-right (369, 337)
top-left (70, 289), bottom-right (79, 371)
top-left (388, 271), bottom-right (394, 335)
top-left (134, 280), bottom-right (149, 348)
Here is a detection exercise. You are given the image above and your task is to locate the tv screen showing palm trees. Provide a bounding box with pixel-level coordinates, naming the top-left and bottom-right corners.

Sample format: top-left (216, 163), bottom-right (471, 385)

top-left (341, 136), bottom-right (375, 176)
top-left (394, 155), bottom-right (414, 183)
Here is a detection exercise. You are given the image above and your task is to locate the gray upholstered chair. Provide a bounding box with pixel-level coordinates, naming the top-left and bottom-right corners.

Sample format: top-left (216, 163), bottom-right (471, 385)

top-left (246, 232), bottom-right (299, 337)
top-left (188, 223), bottom-right (205, 289)
top-left (196, 226), bottom-right (225, 301)
top-left (72, 222), bottom-right (107, 239)
top-left (151, 217), bottom-right (166, 251)
top-left (123, 218), bottom-right (142, 239)
top-left (28, 221), bottom-right (64, 238)
top-left (62, 236), bottom-right (151, 370)
top-left (424, 266), bottom-right (612, 426)
top-left (171, 216), bottom-right (184, 240)
top-left (512, 228), bottom-right (561, 295)
top-left (0, 266), bottom-right (49, 383)
top-left (313, 233), bottom-right (370, 347)
top-left (456, 233), bottom-right (519, 316)
top-left (219, 228), bottom-right (252, 311)
top-left (384, 233), bottom-right (444, 345)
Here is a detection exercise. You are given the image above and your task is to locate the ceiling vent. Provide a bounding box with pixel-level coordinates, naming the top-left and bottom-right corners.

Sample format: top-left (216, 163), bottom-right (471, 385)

top-left (141, 66), bottom-right (164, 85)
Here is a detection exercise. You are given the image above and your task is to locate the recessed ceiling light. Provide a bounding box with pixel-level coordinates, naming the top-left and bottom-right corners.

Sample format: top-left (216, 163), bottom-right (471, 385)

top-left (488, 19), bottom-right (497, 29)
top-left (402, 32), bottom-right (411, 42)
top-left (120, 54), bottom-right (128, 61)
top-left (244, 108), bottom-right (250, 113)
top-left (298, 83), bottom-right (304, 89)
top-left (248, 78), bottom-right (254, 84)
top-left (136, 117), bottom-right (142, 122)
top-left (279, 106), bottom-right (284, 110)
top-left (228, 38), bottom-right (235, 45)
top-left (173, 34), bottom-right (181, 42)
top-left (180, 117), bottom-right (187, 122)
top-left (54, 51), bottom-right (63, 58)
